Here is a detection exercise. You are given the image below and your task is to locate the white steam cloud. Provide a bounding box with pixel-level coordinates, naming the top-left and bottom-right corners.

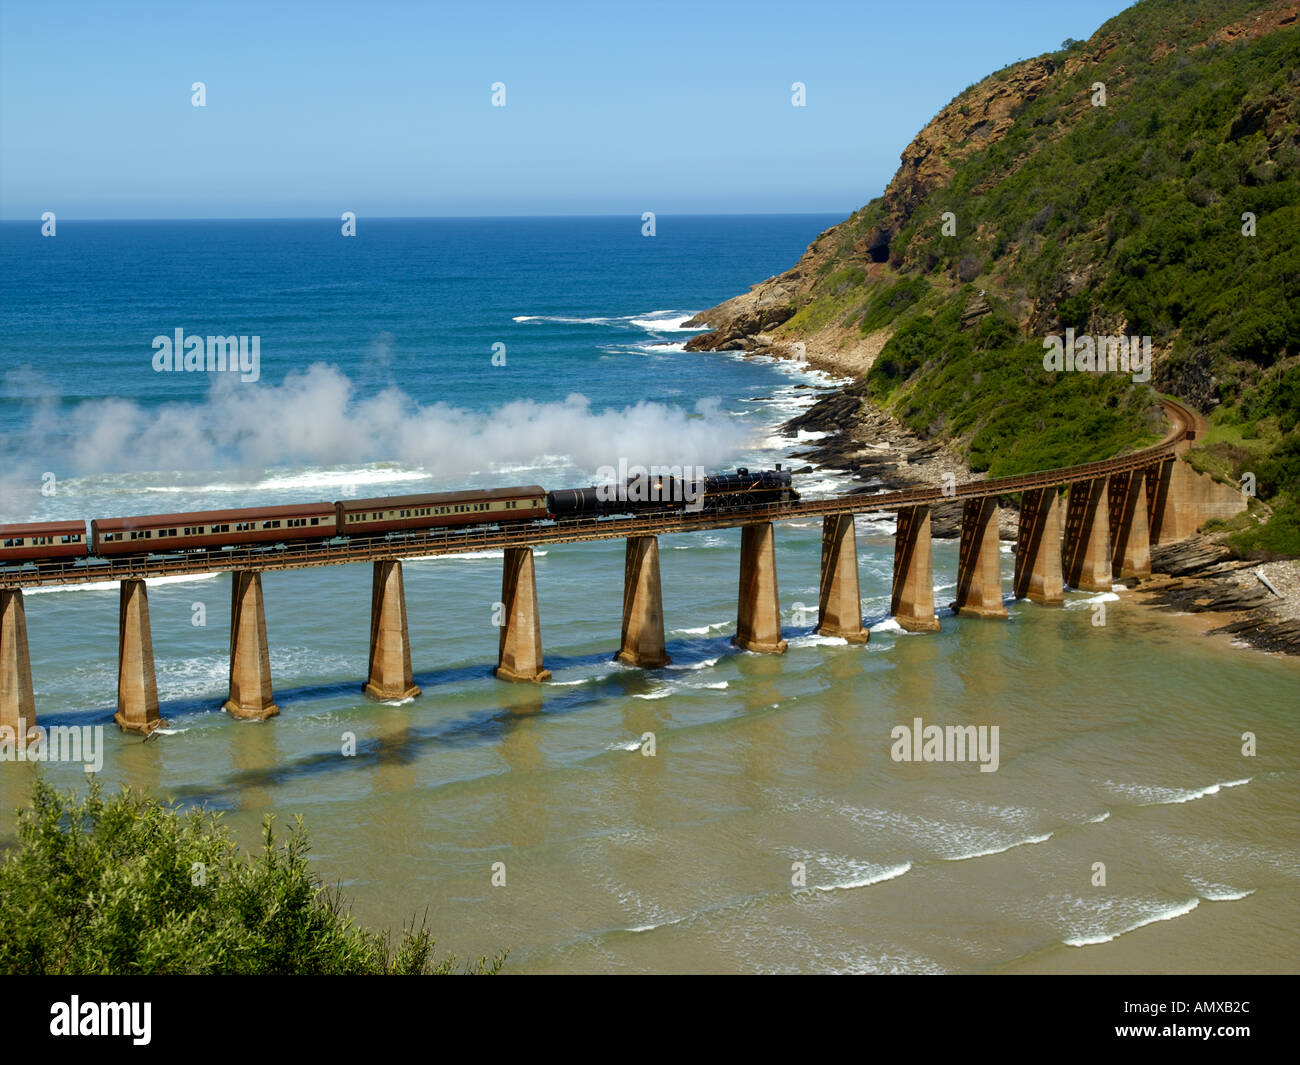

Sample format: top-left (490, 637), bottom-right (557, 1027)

top-left (3, 363), bottom-right (751, 488)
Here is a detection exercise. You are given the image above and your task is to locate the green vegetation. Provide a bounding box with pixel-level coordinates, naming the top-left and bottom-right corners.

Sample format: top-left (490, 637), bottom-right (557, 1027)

top-left (0, 780), bottom-right (505, 975)
top-left (776, 0), bottom-right (1299, 555)
top-left (864, 286), bottom-right (1161, 475)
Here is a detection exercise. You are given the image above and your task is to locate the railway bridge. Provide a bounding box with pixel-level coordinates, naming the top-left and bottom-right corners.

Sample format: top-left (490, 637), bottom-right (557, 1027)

top-left (0, 399), bottom-right (1246, 736)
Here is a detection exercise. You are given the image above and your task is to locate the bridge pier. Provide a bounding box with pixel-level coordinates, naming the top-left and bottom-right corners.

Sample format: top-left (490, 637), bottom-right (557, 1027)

top-left (223, 571), bottom-right (279, 720)
top-left (1013, 487), bottom-right (1064, 604)
top-left (496, 546), bottom-right (551, 683)
top-left (116, 578), bottom-right (164, 735)
top-left (734, 522), bottom-right (787, 653)
top-left (1, 588), bottom-right (36, 736)
top-left (891, 505), bottom-right (940, 632)
top-left (616, 536), bottom-right (670, 668)
top-left (1062, 478), bottom-right (1112, 592)
top-left (1109, 470), bottom-right (1151, 579)
top-left (952, 498), bottom-right (1007, 619)
top-left (816, 514), bottom-right (868, 642)
top-left (364, 560), bottom-right (420, 701)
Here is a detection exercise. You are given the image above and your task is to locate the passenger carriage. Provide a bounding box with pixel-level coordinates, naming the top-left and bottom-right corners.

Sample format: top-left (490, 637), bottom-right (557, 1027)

top-left (90, 503), bottom-right (337, 557)
top-left (336, 486), bottom-right (548, 537)
top-left (0, 521), bottom-right (90, 565)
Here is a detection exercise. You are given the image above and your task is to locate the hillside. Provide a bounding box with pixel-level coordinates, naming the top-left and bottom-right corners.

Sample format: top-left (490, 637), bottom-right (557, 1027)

top-left (687, 0), bottom-right (1299, 557)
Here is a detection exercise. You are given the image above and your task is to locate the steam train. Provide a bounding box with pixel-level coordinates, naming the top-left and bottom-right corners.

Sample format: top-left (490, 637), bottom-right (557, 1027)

top-left (0, 467), bottom-right (798, 569)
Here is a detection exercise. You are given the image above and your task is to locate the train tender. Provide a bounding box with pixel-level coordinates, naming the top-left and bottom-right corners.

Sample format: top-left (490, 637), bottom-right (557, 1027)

top-left (90, 502), bottom-right (338, 557)
top-left (335, 486), bottom-right (549, 537)
top-left (547, 466), bottom-right (797, 517)
top-left (0, 521), bottom-right (90, 565)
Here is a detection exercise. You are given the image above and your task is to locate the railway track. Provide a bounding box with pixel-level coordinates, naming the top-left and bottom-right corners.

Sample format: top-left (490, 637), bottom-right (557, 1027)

top-left (1, 398), bottom-right (1198, 590)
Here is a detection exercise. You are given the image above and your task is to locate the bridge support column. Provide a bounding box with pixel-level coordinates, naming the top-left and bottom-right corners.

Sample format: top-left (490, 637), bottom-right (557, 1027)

top-left (616, 536), bottom-right (670, 668)
top-left (816, 514), bottom-right (868, 642)
top-left (1109, 470), bottom-right (1151, 579)
top-left (223, 571), bottom-right (279, 720)
top-left (891, 505), bottom-right (940, 632)
top-left (1063, 478), bottom-right (1111, 592)
top-left (1013, 487), bottom-right (1064, 605)
top-left (116, 578), bottom-right (165, 735)
top-left (364, 560), bottom-right (420, 701)
top-left (1, 588), bottom-right (36, 737)
top-left (952, 498), bottom-right (1007, 619)
top-left (496, 547), bottom-right (551, 683)
top-left (734, 522), bottom-right (787, 653)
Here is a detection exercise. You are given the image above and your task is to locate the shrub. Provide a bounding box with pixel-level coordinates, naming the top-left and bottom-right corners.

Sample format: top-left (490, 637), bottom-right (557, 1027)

top-left (0, 780), bottom-right (504, 975)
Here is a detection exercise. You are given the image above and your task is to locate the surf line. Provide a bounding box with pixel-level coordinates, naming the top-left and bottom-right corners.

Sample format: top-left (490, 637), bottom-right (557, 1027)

top-left (890, 717), bottom-right (999, 773)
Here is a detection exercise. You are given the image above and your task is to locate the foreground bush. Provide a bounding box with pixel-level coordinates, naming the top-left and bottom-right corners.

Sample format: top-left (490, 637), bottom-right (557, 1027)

top-left (0, 779), bottom-right (503, 975)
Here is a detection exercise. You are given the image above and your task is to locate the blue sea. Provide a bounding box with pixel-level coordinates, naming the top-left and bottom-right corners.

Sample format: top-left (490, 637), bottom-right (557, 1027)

top-left (1, 216), bottom-right (1297, 974)
top-left (0, 215), bottom-right (846, 515)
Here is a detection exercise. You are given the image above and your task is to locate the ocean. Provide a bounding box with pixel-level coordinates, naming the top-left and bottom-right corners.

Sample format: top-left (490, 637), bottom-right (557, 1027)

top-left (1, 216), bottom-right (1296, 973)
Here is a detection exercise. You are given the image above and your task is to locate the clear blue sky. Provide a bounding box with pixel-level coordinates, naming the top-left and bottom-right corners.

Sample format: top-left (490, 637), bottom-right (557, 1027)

top-left (0, 0), bottom-right (1133, 219)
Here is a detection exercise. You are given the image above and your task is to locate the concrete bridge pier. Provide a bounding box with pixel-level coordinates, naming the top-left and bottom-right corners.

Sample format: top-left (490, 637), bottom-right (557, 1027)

top-left (364, 560), bottom-right (421, 701)
top-left (1109, 470), bottom-right (1151, 579)
top-left (223, 570), bottom-right (279, 720)
top-left (734, 522), bottom-right (787, 653)
top-left (891, 505), bottom-right (940, 632)
top-left (952, 497), bottom-right (1007, 619)
top-left (1062, 478), bottom-right (1112, 592)
top-left (816, 513), bottom-right (868, 642)
top-left (616, 535), bottom-right (670, 668)
top-left (116, 578), bottom-right (165, 735)
top-left (1, 588), bottom-right (36, 736)
top-left (496, 546), bottom-right (551, 682)
top-left (1013, 487), bottom-right (1065, 604)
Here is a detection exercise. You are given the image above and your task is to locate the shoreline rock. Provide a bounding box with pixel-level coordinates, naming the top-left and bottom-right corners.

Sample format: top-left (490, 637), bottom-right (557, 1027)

top-left (718, 343), bottom-right (1297, 654)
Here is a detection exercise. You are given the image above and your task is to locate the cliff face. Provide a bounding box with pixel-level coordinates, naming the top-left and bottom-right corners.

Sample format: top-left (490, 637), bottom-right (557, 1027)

top-left (683, 53), bottom-right (1067, 354)
top-left (688, 0), bottom-right (1299, 378)
top-left (688, 0), bottom-right (1299, 557)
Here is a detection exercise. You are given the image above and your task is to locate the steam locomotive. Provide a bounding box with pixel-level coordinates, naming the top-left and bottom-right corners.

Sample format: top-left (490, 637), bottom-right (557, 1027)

top-left (0, 467), bottom-right (798, 569)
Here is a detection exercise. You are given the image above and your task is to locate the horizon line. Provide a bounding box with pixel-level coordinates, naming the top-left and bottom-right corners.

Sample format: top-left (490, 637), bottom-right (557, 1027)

top-left (0, 210), bottom-right (857, 224)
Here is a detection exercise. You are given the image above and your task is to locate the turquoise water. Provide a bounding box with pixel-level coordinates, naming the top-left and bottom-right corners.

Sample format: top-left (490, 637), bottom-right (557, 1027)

top-left (1, 217), bottom-right (1297, 973)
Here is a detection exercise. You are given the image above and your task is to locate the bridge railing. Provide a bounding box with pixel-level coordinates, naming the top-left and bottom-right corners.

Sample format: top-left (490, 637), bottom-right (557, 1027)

top-left (0, 399), bottom-right (1194, 589)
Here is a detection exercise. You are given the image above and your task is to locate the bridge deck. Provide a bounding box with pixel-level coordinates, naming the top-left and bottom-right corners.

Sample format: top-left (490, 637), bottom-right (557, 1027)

top-left (0, 400), bottom-right (1194, 589)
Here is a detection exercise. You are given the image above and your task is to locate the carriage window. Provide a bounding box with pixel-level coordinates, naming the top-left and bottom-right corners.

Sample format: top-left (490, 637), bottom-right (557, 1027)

top-left (311, 517), bottom-right (319, 525)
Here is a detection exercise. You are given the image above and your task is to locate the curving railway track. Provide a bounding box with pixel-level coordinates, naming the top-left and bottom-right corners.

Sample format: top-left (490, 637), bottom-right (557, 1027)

top-left (1, 398), bottom-right (1200, 590)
